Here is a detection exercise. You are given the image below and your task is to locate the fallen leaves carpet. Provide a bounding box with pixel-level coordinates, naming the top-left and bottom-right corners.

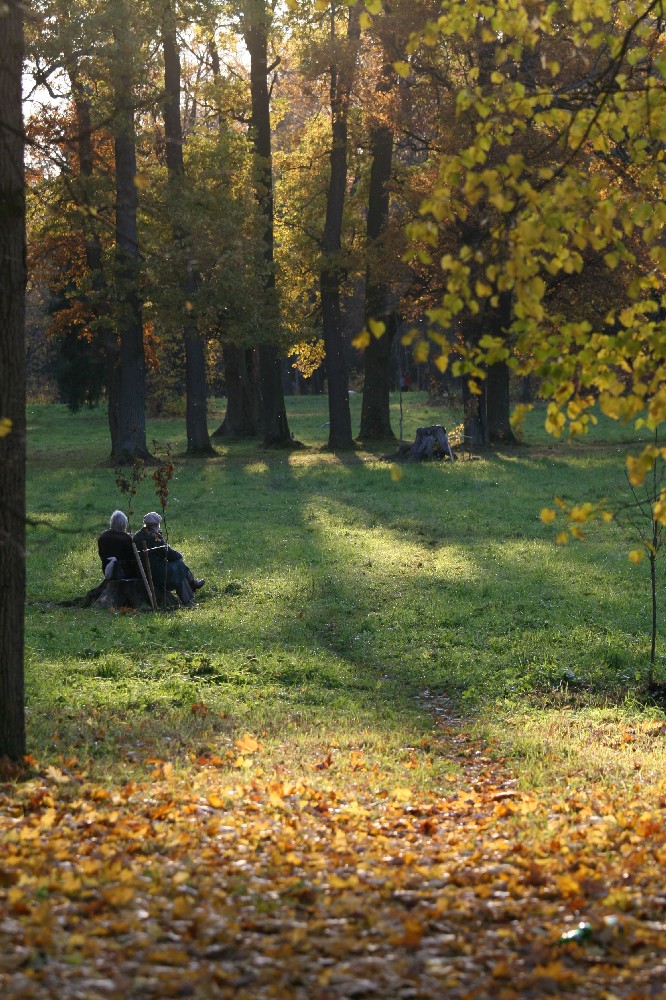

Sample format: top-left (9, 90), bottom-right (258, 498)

top-left (2, 718), bottom-right (666, 999)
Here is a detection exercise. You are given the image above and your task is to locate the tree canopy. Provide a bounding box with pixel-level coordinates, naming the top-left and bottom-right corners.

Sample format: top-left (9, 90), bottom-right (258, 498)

top-left (396, 0), bottom-right (665, 524)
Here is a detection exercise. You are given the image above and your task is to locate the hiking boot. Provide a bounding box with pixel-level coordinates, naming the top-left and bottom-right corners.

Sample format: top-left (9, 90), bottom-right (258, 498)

top-left (193, 579), bottom-right (205, 591)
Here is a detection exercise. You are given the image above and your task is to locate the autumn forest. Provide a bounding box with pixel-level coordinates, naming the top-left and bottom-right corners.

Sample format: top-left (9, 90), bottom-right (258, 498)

top-left (1, 0), bottom-right (666, 996)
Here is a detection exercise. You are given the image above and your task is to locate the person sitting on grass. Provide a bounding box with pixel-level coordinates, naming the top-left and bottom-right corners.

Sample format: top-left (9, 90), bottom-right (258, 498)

top-left (98, 510), bottom-right (139, 581)
top-left (133, 511), bottom-right (204, 608)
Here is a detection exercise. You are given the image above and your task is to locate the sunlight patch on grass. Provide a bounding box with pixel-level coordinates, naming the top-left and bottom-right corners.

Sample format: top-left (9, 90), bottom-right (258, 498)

top-left (481, 706), bottom-right (666, 791)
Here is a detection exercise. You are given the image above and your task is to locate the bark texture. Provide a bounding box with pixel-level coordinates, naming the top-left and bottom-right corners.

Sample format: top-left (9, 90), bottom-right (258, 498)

top-left (0, 0), bottom-right (27, 760)
top-left (111, 4), bottom-right (152, 463)
top-left (69, 71), bottom-right (121, 449)
top-left (359, 124), bottom-right (395, 440)
top-left (486, 292), bottom-right (517, 444)
top-left (244, 0), bottom-right (292, 447)
top-left (319, 7), bottom-right (360, 450)
top-left (212, 345), bottom-right (259, 438)
top-left (162, 9), bottom-right (214, 455)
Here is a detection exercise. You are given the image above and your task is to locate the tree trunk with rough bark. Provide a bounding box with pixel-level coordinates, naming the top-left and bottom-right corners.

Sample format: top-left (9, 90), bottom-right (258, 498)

top-left (0, 0), bottom-right (27, 760)
top-left (462, 376), bottom-right (488, 451)
top-left (162, 9), bottom-right (214, 456)
top-left (486, 292), bottom-right (517, 444)
top-left (70, 72), bottom-right (122, 451)
top-left (243, 0), bottom-right (292, 447)
top-left (487, 360), bottom-right (516, 444)
top-left (111, 5), bottom-right (152, 464)
top-left (212, 345), bottom-right (259, 438)
top-left (319, 7), bottom-right (360, 450)
top-left (359, 124), bottom-right (395, 441)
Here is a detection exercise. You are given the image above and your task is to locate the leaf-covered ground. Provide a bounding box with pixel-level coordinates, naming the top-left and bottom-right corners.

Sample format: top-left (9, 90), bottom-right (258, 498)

top-left (2, 705), bottom-right (666, 999)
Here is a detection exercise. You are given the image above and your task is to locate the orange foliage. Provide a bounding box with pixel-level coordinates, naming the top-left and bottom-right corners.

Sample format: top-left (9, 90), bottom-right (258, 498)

top-left (2, 720), bottom-right (665, 997)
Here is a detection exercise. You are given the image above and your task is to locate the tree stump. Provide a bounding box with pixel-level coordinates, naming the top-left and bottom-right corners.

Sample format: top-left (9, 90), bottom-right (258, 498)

top-left (81, 579), bottom-right (180, 610)
top-left (407, 425), bottom-right (456, 462)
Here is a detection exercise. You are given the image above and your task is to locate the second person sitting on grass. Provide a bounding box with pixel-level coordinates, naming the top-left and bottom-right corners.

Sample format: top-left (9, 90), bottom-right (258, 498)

top-left (133, 511), bottom-right (205, 608)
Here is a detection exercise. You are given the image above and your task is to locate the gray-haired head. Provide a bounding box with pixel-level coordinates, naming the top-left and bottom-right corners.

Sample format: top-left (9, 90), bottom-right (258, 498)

top-left (109, 510), bottom-right (129, 532)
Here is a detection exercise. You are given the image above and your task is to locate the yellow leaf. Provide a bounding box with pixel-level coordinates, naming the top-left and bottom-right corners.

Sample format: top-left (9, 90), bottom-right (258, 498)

top-left (235, 732), bottom-right (260, 753)
top-left (46, 765), bottom-right (71, 784)
top-left (329, 874), bottom-right (359, 888)
top-left (434, 353), bottom-right (449, 374)
top-left (172, 896), bottom-right (192, 919)
top-left (393, 61), bottom-right (410, 77)
top-left (133, 173), bottom-right (150, 190)
top-left (555, 531), bottom-right (569, 545)
top-left (540, 508), bottom-right (557, 524)
top-left (390, 463), bottom-right (403, 482)
top-left (352, 330), bottom-right (371, 350)
top-left (0, 418), bottom-right (12, 438)
top-left (629, 549), bottom-right (645, 565)
top-left (392, 786), bottom-right (412, 802)
top-left (365, 0), bottom-right (382, 12)
top-left (414, 340), bottom-right (430, 363)
top-left (369, 318), bottom-right (386, 339)
top-left (557, 873), bottom-right (581, 896)
top-left (103, 885), bottom-right (135, 907)
top-left (359, 11), bottom-right (372, 29)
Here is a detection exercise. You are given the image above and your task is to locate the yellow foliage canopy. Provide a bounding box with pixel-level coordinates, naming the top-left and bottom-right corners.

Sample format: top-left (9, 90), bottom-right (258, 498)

top-left (407, 0), bottom-right (665, 506)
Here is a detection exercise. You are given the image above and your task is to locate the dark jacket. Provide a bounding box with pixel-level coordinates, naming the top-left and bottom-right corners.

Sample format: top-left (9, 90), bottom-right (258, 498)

top-left (98, 529), bottom-right (138, 579)
top-left (132, 526), bottom-right (188, 592)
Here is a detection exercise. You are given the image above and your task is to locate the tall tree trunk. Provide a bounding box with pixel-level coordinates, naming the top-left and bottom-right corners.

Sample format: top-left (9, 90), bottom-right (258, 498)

top-left (486, 291), bottom-right (517, 444)
top-left (69, 72), bottom-right (122, 451)
top-left (207, 32), bottom-right (259, 436)
top-left (243, 0), bottom-right (292, 447)
top-left (487, 360), bottom-right (516, 443)
top-left (162, 8), bottom-right (214, 456)
top-left (111, 7), bottom-right (152, 464)
top-left (212, 344), bottom-right (258, 437)
top-left (320, 5), bottom-right (359, 450)
top-left (359, 124), bottom-right (395, 440)
top-left (462, 378), bottom-right (488, 450)
top-left (0, 0), bottom-right (27, 760)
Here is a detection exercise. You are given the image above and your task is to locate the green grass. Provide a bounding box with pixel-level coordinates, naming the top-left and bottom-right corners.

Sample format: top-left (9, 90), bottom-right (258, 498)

top-left (24, 393), bottom-right (666, 785)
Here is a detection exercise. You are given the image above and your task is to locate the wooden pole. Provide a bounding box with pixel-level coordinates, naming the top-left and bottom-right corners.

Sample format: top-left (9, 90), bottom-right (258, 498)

top-left (140, 541), bottom-right (159, 610)
top-left (132, 542), bottom-right (157, 611)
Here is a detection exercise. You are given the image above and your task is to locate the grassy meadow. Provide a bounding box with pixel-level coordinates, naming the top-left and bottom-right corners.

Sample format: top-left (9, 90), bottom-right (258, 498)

top-left (25, 391), bottom-right (666, 793)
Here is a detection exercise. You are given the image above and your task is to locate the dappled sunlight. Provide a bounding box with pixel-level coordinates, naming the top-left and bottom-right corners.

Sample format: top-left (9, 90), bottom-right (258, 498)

top-left (242, 460), bottom-right (270, 475)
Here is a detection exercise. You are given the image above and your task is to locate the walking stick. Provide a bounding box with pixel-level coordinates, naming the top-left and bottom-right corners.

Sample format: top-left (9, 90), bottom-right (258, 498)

top-left (140, 541), bottom-right (159, 610)
top-left (132, 542), bottom-right (157, 612)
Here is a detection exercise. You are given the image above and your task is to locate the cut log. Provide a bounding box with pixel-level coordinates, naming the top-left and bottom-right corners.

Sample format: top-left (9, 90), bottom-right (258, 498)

top-left (81, 579), bottom-right (180, 610)
top-left (407, 425), bottom-right (456, 462)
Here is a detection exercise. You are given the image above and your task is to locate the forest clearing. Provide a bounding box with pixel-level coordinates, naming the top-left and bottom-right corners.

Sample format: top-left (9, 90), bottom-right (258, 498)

top-left (2, 396), bottom-right (666, 998)
top-left (1, 0), bottom-right (665, 994)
